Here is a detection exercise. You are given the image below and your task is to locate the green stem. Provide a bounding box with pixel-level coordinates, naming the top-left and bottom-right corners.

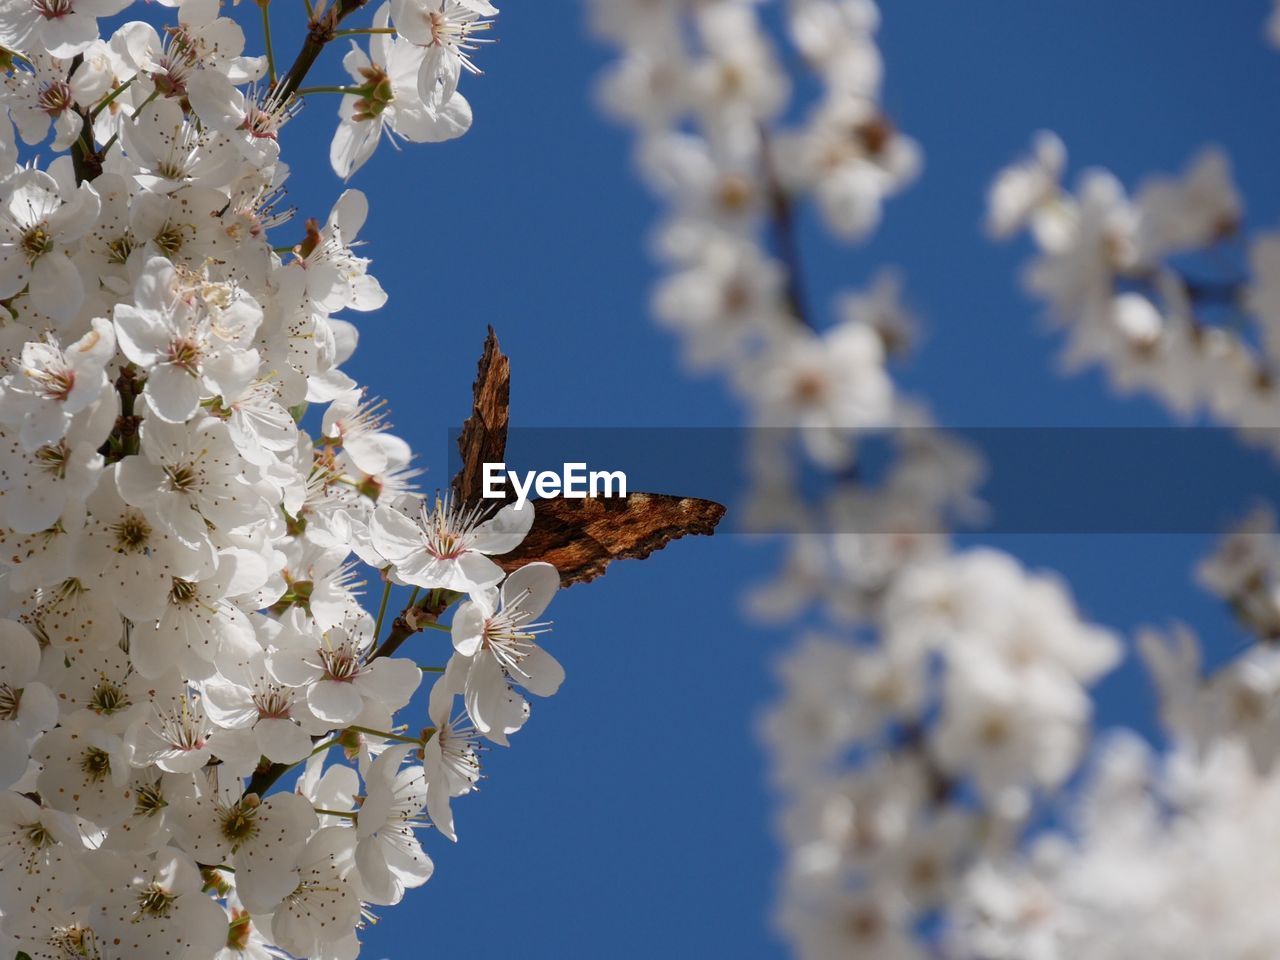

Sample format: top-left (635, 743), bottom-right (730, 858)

top-left (347, 724), bottom-right (422, 744)
top-left (90, 77), bottom-right (134, 119)
top-left (293, 84), bottom-right (363, 95)
top-left (373, 579), bottom-right (392, 641)
top-left (420, 621), bottom-right (451, 634)
top-left (419, 665), bottom-right (446, 673)
top-left (129, 88), bottom-right (161, 121)
top-left (314, 808), bottom-right (357, 819)
top-left (334, 26), bottom-right (397, 35)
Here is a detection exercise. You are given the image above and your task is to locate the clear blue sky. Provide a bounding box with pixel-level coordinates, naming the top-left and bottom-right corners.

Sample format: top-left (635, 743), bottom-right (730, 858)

top-left (261, 1), bottom-right (1280, 955)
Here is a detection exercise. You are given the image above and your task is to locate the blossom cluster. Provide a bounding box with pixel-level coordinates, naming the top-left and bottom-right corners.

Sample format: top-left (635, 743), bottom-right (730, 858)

top-left (987, 133), bottom-right (1280, 448)
top-left (949, 733), bottom-right (1280, 960)
top-left (585, 1), bottom-right (1132, 956)
top-left (589, 1), bottom-right (1280, 958)
top-left (0, 0), bottom-right (577, 958)
top-left (589, 0), bottom-right (917, 435)
top-left (946, 527), bottom-right (1280, 960)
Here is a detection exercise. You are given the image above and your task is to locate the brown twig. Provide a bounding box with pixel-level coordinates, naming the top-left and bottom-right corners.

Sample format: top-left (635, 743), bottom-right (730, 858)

top-left (274, 0), bottom-right (372, 101)
top-left (758, 125), bottom-right (814, 330)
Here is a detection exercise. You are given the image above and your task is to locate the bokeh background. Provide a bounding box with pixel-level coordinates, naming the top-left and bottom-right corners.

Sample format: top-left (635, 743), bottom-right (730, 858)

top-left (243, 0), bottom-right (1280, 954)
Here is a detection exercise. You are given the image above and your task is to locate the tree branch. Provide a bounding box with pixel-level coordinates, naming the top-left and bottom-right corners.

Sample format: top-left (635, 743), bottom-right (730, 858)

top-left (759, 126), bottom-right (814, 330)
top-left (274, 0), bottom-right (372, 101)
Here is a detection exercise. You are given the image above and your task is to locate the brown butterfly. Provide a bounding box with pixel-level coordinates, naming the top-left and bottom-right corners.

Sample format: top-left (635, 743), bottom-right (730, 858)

top-left (450, 328), bottom-right (727, 587)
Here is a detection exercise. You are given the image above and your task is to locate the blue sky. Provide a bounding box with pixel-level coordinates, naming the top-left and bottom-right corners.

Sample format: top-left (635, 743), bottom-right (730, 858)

top-left (259, 0), bottom-right (1280, 955)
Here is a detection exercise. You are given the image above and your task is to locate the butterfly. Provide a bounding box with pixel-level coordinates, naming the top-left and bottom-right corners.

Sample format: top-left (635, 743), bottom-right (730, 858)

top-left (451, 328), bottom-right (726, 586)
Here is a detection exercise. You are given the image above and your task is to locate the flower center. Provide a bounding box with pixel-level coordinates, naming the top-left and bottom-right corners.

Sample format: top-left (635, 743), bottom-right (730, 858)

top-left (134, 780), bottom-right (167, 818)
top-left (219, 798), bottom-right (261, 850)
top-left (419, 494), bottom-right (488, 561)
top-left (22, 821), bottom-right (52, 850)
top-left (253, 687), bottom-right (292, 720)
top-left (27, 363), bottom-right (75, 402)
top-left (136, 882), bottom-right (177, 918)
top-left (37, 80), bottom-right (72, 116)
top-left (165, 336), bottom-right (202, 373)
top-left (20, 224), bottom-right (52, 260)
top-left (49, 925), bottom-right (97, 957)
top-left (319, 644), bottom-right (362, 682)
top-left (0, 683), bottom-right (22, 720)
top-left (105, 233), bottom-right (136, 265)
top-left (168, 578), bottom-right (199, 605)
top-left (154, 224), bottom-right (189, 257)
top-left (792, 370), bottom-right (828, 404)
top-left (154, 704), bottom-right (207, 753)
top-left (354, 65), bottom-right (395, 122)
top-left (110, 511), bottom-right (152, 553)
top-left (33, 0), bottom-right (73, 19)
top-left (89, 678), bottom-right (130, 715)
top-left (34, 441), bottom-right (69, 479)
top-left (163, 462), bottom-right (201, 492)
top-left (80, 746), bottom-right (112, 782)
top-left (425, 6), bottom-right (492, 73)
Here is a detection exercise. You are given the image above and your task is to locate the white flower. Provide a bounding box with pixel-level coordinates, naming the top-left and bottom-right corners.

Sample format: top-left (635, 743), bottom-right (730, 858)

top-left (330, 2), bottom-right (472, 179)
top-left (127, 548), bottom-right (266, 681)
top-left (267, 612), bottom-right (421, 726)
top-left (201, 649), bottom-right (319, 765)
top-left (2, 49), bottom-right (106, 150)
top-left (34, 721), bottom-right (135, 826)
top-left (0, 393), bottom-right (111, 535)
top-left (371, 493), bottom-right (533, 593)
top-left (80, 464), bottom-right (217, 621)
top-left (186, 76), bottom-right (295, 167)
top-left (1133, 147), bottom-right (1240, 261)
top-left (0, 168), bottom-right (100, 323)
top-left (120, 98), bottom-right (241, 194)
top-left (0, 791), bottom-right (83, 873)
top-left (421, 660), bottom-right (481, 840)
top-left (125, 688), bottom-right (225, 774)
top-left (0, 318), bottom-right (115, 451)
top-left (745, 319), bottom-right (894, 467)
top-left (114, 0), bottom-right (266, 95)
top-left (114, 256), bottom-right (262, 423)
top-left (353, 742), bottom-right (433, 905)
top-left (277, 189), bottom-right (388, 314)
top-left (265, 827), bottom-right (361, 960)
top-left (0, 0), bottom-right (129, 58)
top-left (0, 619), bottom-right (58, 788)
top-left (115, 414), bottom-right (273, 549)
top-left (389, 0), bottom-right (496, 102)
top-left (987, 130), bottom-right (1066, 239)
top-left (451, 561), bottom-right (562, 743)
top-left (172, 786), bottom-right (318, 914)
top-left (87, 847), bottom-right (228, 959)
top-left (321, 388), bottom-right (412, 477)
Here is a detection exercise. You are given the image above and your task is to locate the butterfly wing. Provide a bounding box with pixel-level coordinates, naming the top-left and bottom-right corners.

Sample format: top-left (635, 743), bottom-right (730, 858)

top-left (495, 493), bottom-right (727, 586)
